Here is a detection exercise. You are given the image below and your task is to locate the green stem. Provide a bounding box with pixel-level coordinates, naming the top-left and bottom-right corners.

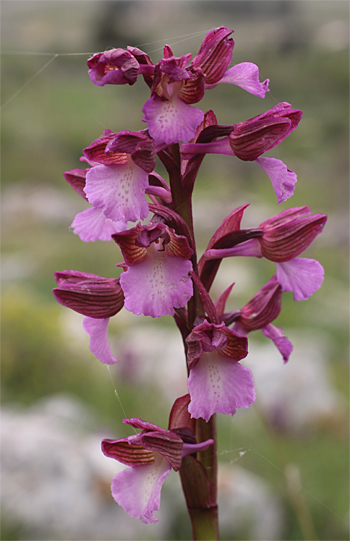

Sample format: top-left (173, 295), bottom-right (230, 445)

top-left (188, 507), bottom-right (219, 541)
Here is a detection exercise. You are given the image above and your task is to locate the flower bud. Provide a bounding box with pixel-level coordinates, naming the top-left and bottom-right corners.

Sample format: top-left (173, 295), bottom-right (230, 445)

top-left (229, 102), bottom-right (303, 161)
top-left (87, 49), bottom-right (140, 86)
top-left (53, 270), bottom-right (124, 318)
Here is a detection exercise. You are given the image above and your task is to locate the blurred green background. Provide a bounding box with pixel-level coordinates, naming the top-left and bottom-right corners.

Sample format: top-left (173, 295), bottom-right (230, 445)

top-left (1, 1), bottom-right (349, 540)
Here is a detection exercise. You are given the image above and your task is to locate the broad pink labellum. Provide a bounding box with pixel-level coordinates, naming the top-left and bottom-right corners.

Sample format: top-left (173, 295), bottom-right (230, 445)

top-left (84, 160), bottom-right (149, 223)
top-left (142, 94), bottom-right (204, 145)
top-left (113, 223), bottom-right (193, 317)
top-left (185, 320), bottom-right (252, 420)
top-left (120, 245), bottom-right (193, 317)
top-left (111, 454), bottom-right (171, 523)
top-left (188, 351), bottom-right (256, 421)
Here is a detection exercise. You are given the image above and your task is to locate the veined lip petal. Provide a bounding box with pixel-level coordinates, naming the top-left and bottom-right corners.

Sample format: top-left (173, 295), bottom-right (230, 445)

top-left (188, 350), bottom-right (256, 421)
top-left (119, 242), bottom-right (193, 317)
top-left (84, 160), bottom-right (149, 223)
top-left (142, 94), bottom-right (204, 145)
top-left (110, 453), bottom-right (171, 523)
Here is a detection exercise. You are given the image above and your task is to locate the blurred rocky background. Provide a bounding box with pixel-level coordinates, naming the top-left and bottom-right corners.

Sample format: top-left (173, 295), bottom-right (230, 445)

top-left (1, 1), bottom-right (349, 540)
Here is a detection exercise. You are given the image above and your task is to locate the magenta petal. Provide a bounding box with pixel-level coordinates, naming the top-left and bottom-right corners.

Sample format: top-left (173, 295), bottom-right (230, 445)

top-left (261, 323), bottom-right (293, 363)
top-left (276, 258), bottom-right (324, 301)
top-left (82, 316), bottom-right (118, 364)
top-left (213, 62), bottom-right (270, 98)
top-left (120, 247), bottom-right (193, 317)
top-left (256, 157), bottom-right (297, 203)
top-left (142, 95), bottom-right (204, 145)
top-left (84, 162), bottom-right (149, 222)
top-left (188, 351), bottom-right (256, 421)
top-left (71, 207), bottom-right (127, 242)
top-left (111, 455), bottom-right (171, 523)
